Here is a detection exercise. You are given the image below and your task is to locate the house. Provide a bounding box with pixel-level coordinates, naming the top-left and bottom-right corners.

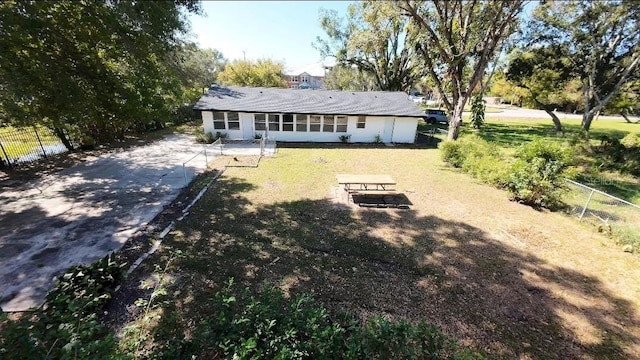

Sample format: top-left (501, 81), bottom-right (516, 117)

top-left (193, 85), bottom-right (424, 144)
top-left (284, 62), bottom-right (330, 89)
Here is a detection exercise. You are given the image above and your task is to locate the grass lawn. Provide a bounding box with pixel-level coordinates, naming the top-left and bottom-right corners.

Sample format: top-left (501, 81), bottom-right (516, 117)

top-left (0, 125), bottom-right (63, 158)
top-left (111, 144), bottom-right (640, 359)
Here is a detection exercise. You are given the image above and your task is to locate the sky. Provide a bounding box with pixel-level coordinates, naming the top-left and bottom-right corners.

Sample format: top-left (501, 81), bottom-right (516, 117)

top-left (187, 1), bottom-right (352, 71)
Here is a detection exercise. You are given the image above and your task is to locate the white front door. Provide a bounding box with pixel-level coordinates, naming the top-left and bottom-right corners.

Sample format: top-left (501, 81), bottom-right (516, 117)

top-left (382, 118), bottom-right (395, 143)
top-left (241, 113), bottom-right (254, 140)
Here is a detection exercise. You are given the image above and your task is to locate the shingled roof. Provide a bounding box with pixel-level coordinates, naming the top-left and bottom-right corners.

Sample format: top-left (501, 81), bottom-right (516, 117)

top-left (193, 85), bottom-right (424, 118)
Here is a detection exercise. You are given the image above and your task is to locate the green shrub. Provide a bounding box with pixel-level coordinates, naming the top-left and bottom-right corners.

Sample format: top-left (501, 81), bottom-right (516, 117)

top-left (195, 130), bottom-right (215, 144)
top-left (506, 140), bottom-right (573, 209)
top-left (440, 136), bottom-right (509, 186)
top-left (620, 133), bottom-right (640, 148)
top-left (439, 140), bottom-right (465, 167)
top-left (0, 254), bottom-right (126, 359)
top-left (340, 134), bottom-right (352, 143)
top-left (470, 94), bottom-right (485, 130)
top-left (184, 279), bottom-right (482, 359)
top-left (614, 225), bottom-right (640, 253)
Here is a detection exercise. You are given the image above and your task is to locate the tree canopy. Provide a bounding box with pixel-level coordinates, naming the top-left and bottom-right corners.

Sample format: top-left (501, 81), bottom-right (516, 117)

top-left (323, 65), bottom-right (376, 91)
top-left (0, 0), bottom-right (202, 147)
top-left (315, 1), bottom-right (421, 92)
top-left (524, 0), bottom-right (640, 131)
top-left (400, 0), bottom-right (525, 140)
top-left (217, 59), bottom-right (287, 88)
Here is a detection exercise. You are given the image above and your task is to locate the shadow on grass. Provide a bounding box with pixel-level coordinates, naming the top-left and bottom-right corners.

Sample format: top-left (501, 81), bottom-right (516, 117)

top-left (125, 176), bottom-right (640, 359)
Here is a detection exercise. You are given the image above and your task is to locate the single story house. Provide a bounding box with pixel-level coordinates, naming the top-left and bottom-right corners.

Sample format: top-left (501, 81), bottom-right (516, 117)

top-left (193, 85), bottom-right (424, 143)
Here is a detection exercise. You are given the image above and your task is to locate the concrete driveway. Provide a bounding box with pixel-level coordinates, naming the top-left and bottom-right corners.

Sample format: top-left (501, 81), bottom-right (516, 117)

top-left (0, 134), bottom-right (209, 311)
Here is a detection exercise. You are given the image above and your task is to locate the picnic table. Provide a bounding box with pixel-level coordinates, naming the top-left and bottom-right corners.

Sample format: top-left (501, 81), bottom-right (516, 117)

top-left (336, 174), bottom-right (396, 192)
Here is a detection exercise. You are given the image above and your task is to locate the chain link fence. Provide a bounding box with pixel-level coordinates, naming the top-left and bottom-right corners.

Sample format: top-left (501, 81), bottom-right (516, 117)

top-left (0, 126), bottom-right (68, 168)
top-left (565, 179), bottom-right (640, 251)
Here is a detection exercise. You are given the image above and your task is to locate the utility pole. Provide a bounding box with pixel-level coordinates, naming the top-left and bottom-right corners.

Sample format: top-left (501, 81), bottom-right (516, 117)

top-left (242, 51), bottom-right (246, 61)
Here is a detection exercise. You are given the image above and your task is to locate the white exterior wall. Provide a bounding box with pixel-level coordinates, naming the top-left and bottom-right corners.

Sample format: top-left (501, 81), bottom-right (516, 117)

top-left (202, 111), bottom-right (214, 134)
top-left (348, 116), bottom-right (385, 143)
top-left (201, 111), bottom-right (250, 140)
top-left (392, 117), bottom-right (419, 143)
top-left (201, 112), bottom-right (417, 143)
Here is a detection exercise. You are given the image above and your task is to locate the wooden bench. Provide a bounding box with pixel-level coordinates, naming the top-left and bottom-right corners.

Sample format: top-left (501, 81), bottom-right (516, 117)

top-left (349, 190), bottom-right (399, 196)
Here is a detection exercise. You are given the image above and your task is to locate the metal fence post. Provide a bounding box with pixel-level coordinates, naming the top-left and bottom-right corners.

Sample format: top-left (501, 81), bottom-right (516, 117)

top-left (33, 126), bottom-right (48, 159)
top-left (183, 163), bottom-right (188, 186)
top-left (579, 189), bottom-right (595, 221)
top-left (0, 139), bottom-right (11, 168)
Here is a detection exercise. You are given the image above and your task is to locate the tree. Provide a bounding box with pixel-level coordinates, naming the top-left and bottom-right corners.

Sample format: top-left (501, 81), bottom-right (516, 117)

top-left (0, 1), bottom-right (201, 148)
top-left (324, 65), bottom-right (376, 91)
top-left (504, 46), bottom-right (577, 132)
top-left (315, 1), bottom-right (422, 92)
top-left (217, 59), bottom-right (287, 88)
top-left (170, 44), bottom-right (227, 99)
top-left (527, 0), bottom-right (640, 131)
top-left (605, 80), bottom-right (640, 122)
top-left (489, 72), bottom-right (528, 107)
top-left (399, 0), bottom-right (525, 140)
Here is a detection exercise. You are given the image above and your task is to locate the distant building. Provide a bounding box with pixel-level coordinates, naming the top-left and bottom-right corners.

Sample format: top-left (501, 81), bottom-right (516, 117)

top-left (284, 62), bottom-right (332, 90)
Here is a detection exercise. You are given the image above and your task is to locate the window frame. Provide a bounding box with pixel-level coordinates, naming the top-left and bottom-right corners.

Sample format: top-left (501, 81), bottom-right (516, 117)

top-left (268, 114), bottom-right (281, 132)
top-left (356, 116), bottom-right (366, 129)
top-left (322, 115), bottom-right (335, 132)
top-left (282, 114), bottom-right (294, 132)
top-left (254, 113), bottom-right (266, 131)
top-left (309, 115), bottom-right (321, 132)
top-left (296, 114), bottom-right (308, 132)
top-left (336, 115), bottom-right (348, 133)
top-left (227, 112), bottom-right (240, 130)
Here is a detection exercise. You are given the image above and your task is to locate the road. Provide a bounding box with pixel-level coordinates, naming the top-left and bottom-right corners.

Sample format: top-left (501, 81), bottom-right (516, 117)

top-left (0, 134), bottom-right (208, 311)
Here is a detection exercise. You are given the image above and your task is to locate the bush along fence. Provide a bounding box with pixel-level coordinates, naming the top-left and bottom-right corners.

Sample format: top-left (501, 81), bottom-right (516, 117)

top-left (565, 179), bottom-right (640, 253)
top-left (439, 136), bottom-right (640, 253)
top-left (0, 126), bottom-right (68, 168)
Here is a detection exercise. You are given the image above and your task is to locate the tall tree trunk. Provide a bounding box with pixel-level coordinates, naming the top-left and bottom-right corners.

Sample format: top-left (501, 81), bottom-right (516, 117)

top-left (582, 111), bottom-right (596, 132)
top-left (542, 109), bottom-right (563, 133)
top-left (621, 112), bottom-right (632, 123)
top-left (54, 127), bottom-right (75, 151)
top-left (447, 97), bottom-right (467, 140)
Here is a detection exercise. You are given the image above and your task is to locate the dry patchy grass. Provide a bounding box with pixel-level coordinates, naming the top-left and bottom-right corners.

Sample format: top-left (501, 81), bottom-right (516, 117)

top-left (113, 145), bottom-right (640, 359)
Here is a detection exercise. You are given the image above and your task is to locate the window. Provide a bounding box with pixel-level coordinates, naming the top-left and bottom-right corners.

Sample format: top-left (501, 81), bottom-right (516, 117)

top-left (323, 115), bottom-right (334, 132)
top-left (254, 114), bottom-right (266, 131)
top-left (309, 115), bottom-right (321, 132)
top-left (213, 111), bottom-right (226, 130)
top-left (356, 116), bottom-right (366, 129)
top-left (268, 114), bottom-right (280, 131)
top-left (301, 75), bottom-right (308, 82)
top-left (296, 114), bottom-right (308, 132)
top-left (282, 114), bottom-right (294, 131)
top-left (291, 76), bottom-right (298, 82)
top-left (336, 115), bottom-right (347, 132)
top-left (290, 85), bottom-right (299, 89)
top-left (227, 112), bottom-right (240, 130)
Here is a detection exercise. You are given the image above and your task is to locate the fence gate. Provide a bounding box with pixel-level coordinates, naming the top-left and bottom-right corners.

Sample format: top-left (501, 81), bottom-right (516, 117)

top-left (0, 126), bottom-right (68, 168)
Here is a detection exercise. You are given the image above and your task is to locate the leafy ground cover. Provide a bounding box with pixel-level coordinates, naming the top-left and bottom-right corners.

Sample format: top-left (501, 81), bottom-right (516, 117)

top-left (105, 144), bottom-right (640, 359)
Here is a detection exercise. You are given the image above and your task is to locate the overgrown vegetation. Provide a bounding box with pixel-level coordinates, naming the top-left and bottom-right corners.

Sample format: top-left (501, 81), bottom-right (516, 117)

top-left (440, 136), bottom-right (573, 209)
top-left (0, 254), bottom-right (125, 359)
top-left (1, 255), bottom-right (481, 359)
top-left (122, 278), bottom-right (480, 359)
top-left (469, 95), bottom-right (485, 130)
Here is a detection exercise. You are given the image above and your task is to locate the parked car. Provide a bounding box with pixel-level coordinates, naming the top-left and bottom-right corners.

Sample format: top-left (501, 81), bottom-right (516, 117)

top-left (423, 109), bottom-right (449, 124)
top-left (410, 95), bottom-right (424, 103)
